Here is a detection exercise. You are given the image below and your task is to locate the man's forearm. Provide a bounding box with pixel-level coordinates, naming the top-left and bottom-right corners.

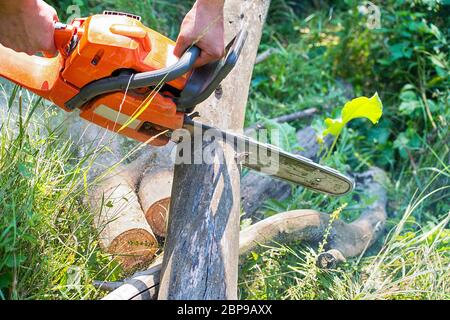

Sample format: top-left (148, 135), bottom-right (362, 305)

top-left (0, 0), bottom-right (58, 55)
top-left (0, 0), bottom-right (35, 14)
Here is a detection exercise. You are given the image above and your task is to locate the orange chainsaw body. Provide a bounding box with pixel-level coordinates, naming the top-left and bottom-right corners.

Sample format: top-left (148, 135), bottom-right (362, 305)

top-left (0, 13), bottom-right (189, 146)
top-left (0, 19), bottom-right (356, 196)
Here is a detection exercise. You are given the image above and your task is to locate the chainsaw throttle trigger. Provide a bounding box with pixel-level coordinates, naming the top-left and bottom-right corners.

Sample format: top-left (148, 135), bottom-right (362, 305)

top-left (175, 30), bottom-right (248, 111)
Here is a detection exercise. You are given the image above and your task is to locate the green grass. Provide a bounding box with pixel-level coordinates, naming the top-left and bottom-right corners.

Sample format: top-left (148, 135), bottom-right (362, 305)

top-left (0, 85), bottom-right (125, 299)
top-left (47, 0), bottom-right (193, 39)
top-left (0, 0), bottom-right (449, 299)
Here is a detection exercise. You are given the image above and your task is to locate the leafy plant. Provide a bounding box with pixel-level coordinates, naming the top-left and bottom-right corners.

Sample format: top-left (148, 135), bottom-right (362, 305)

top-left (317, 93), bottom-right (383, 159)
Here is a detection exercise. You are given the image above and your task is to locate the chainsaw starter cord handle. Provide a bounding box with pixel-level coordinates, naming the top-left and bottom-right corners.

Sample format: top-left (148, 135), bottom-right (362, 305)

top-left (65, 45), bottom-right (201, 110)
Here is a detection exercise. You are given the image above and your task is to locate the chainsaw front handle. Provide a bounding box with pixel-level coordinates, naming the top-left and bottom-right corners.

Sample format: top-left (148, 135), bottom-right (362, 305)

top-left (176, 30), bottom-right (248, 111)
top-left (65, 46), bottom-right (201, 110)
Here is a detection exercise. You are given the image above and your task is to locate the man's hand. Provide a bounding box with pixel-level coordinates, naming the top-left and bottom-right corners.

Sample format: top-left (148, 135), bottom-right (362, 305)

top-left (0, 0), bottom-right (58, 55)
top-left (174, 0), bottom-right (225, 68)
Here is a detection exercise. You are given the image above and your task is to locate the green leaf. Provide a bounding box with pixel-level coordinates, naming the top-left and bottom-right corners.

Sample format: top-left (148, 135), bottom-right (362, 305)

top-left (319, 93), bottom-right (383, 141)
top-left (399, 100), bottom-right (421, 115)
top-left (18, 163), bottom-right (32, 178)
top-left (0, 272), bottom-right (12, 289)
top-left (5, 254), bottom-right (26, 268)
top-left (399, 89), bottom-right (417, 102)
top-left (398, 85), bottom-right (421, 115)
top-left (429, 55), bottom-right (447, 70)
top-left (389, 42), bottom-right (412, 61)
top-left (105, 201), bottom-right (114, 208)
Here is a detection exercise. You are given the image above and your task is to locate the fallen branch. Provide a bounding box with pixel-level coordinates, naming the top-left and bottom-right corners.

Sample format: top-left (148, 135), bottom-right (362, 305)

top-left (245, 108), bottom-right (317, 132)
top-left (93, 280), bottom-right (123, 292)
top-left (101, 256), bottom-right (163, 300)
top-left (241, 167), bottom-right (388, 261)
top-left (255, 47), bottom-right (279, 64)
top-left (103, 167), bottom-right (388, 299)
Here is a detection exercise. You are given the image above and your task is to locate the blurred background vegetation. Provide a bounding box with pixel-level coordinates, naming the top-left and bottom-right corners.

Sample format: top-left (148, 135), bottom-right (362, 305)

top-left (0, 0), bottom-right (448, 299)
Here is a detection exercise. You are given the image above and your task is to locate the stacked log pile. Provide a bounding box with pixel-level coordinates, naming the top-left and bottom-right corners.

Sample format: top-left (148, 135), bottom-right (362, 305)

top-left (67, 111), bottom-right (176, 271)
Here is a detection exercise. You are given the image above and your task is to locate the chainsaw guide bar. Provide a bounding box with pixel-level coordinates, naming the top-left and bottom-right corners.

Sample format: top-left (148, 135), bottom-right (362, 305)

top-left (182, 118), bottom-right (354, 196)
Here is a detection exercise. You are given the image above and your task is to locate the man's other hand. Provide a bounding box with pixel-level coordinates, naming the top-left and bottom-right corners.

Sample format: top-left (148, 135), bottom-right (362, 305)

top-left (174, 0), bottom-right (225, 68)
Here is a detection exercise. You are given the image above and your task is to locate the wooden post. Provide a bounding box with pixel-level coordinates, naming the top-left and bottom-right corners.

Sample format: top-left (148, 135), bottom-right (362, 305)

top-left (158, 0), bottom-right (271, 300)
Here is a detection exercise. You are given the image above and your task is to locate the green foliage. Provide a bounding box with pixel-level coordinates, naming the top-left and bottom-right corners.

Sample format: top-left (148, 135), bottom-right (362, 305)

top-left (240, 0), bottom-right (449, 300)
top-left (261, 119), bottom-right (298, 152)
top-left (0, 87), bottom-right (122, 299)
top-left (46, 0), bottom-right (193, 39)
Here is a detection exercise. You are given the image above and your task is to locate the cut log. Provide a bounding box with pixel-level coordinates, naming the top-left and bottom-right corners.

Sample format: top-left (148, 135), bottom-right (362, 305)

top-left (135, 142), bottom-right (175, 238)
top-left (240, 167), bottom-right (389, 263)
top-left (89, 144), bottom-right (178, 270)
top-left (105, 167), bottom-right (388, 299)
top-left (66, 114), bottom-right (163, 271)
top-left (89, 168), bottom-right (158, 271)
top-left (138, 166), bottom-right (173, 237)
top-left (158, 0), bottom-right (271, 300)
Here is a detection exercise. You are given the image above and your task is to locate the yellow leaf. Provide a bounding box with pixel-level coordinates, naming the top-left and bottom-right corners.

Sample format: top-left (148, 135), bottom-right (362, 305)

top-left (341, 92), bottom-right (383, 125)
top-left (316, 134), bottom-right (325, 144)
top-left (320, 92), bottom-right (383, 140)
top-left (323, 118), bottom-right (344, 136)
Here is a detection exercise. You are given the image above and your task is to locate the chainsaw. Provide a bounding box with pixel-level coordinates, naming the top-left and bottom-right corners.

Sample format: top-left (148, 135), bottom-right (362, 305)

top-left (0, 11), bottom-right (354, 196)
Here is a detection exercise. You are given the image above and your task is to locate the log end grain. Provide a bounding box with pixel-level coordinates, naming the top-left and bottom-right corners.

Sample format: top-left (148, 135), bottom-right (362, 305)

top-left (316, 249), bottom-right (346, 269)
top-left (107, 229), bottom-right (158, 271)
top-left (145, 197), bottom-right (170, 237)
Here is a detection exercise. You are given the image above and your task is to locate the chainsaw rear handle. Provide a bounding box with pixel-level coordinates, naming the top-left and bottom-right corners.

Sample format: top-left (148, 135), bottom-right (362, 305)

top-left (54, 22), bottom-right (79, 56)
top-left (41, 22), bottom-right (78, 58)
